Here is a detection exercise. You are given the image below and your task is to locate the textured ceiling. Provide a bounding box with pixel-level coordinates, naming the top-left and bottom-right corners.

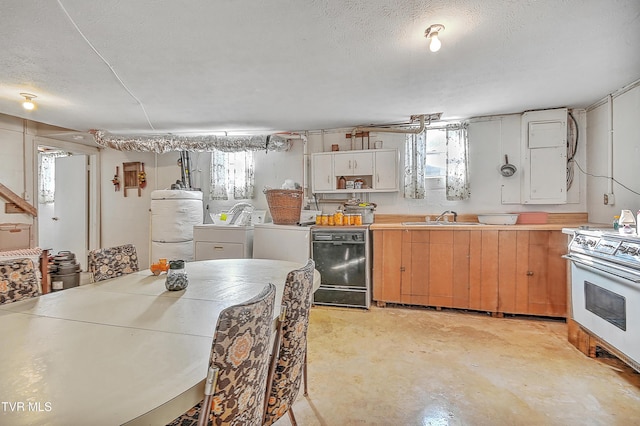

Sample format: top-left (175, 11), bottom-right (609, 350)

top-left (0, 0), bottom-right (638, 138)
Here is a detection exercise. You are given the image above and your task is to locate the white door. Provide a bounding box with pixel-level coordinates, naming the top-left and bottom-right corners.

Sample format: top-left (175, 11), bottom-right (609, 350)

top-left (53, 155), bottom-right (88, 270)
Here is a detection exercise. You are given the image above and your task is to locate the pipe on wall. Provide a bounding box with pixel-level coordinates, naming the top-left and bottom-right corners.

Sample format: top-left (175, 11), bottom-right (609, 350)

top-left (351, 114), bottom-right (429, 137)
top-left (607, 95), bottom-right (614, 196)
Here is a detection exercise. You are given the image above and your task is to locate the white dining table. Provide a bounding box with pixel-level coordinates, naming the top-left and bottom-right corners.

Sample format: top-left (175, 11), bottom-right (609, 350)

top-left (0, 258), bottom-right (319, 426)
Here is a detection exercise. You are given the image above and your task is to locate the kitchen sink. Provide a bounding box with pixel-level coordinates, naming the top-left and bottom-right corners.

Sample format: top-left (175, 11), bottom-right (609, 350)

top-left (401, 222), bottom-right (484, 226)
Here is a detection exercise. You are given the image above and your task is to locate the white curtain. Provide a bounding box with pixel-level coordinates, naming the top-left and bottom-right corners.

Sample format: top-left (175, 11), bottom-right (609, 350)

top-left (404, 132), bottom-right (427, 199)
top-left (404, 123), bottom-right (470, 200)
top-left (209, 150), bottom-right (255, 200)
top-left (38, 151), bottom-right (69, 204)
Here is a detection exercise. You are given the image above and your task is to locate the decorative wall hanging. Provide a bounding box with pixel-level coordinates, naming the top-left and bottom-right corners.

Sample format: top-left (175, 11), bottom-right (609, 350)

top-left (122, 162), bottom-right (142, 197)
top-left (91, 130), bottom-right (291, 153)
top-left (138, 163), bottom-right (147, 188)
top-left (112, 166), bottom-right (120, 191)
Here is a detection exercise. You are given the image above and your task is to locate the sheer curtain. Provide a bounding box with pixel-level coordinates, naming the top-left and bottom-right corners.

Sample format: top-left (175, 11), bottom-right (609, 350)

top-left (209, 150), bottom-right (255, 200)
top-left (404, 123), bottom-right (470, 200)
top-left (38, 151), bottom-right (69, 204)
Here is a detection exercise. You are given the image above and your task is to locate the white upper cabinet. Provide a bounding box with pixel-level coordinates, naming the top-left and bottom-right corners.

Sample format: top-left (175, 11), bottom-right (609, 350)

top-left (521, 108), bottom-right (568, 204)
top-left (311, 152), bottom-right (334, 192)
top-left (311, 149), bottom-right (399, 193)
top-left (334, 151), bottom-right (374, 176)
top-left (373, 149), bottom-right (398, 190)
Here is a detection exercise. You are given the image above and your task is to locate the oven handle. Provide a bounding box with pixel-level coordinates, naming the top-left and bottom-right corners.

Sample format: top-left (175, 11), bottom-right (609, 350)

top-left (563, 254), bottom-right (640, 283)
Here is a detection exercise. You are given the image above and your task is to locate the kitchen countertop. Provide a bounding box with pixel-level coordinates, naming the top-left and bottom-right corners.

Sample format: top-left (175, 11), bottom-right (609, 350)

top-left (370, 223), bottom-right (601, 231)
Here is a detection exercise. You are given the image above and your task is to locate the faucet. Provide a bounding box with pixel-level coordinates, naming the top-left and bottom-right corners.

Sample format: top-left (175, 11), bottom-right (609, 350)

top-left (434, 210), bottom-right (457, 222)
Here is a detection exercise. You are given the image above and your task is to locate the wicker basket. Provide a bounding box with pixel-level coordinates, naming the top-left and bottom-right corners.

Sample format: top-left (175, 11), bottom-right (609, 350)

top-left (265, 189), bottom-right (303, 225)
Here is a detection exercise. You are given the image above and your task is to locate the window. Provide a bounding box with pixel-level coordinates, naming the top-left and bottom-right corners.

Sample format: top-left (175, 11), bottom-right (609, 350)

top-left (404, 123), bottom-right (470, 200)
top-left (209, 150), bottom-right (255, 200)
top-left (424, 127), bottom-right (447, 179)
top-left (38, 150), bottom-right (69, 204)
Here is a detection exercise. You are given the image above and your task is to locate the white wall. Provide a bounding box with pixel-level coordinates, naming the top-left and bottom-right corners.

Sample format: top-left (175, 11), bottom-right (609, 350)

top-left (587, 83), bottom-right (640, 224)
top-left (306, 112), bottom-right (587, 216)
top-left (100, 149), bottom-right (158, 269)
top-left (0, 115), bottom-right (34, 229)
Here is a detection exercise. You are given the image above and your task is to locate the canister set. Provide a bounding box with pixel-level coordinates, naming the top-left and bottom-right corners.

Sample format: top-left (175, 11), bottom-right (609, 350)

top-left (315, 210), bottom-right (363, 226)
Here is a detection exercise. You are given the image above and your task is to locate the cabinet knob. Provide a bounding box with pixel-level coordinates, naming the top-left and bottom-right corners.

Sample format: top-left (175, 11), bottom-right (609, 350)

top-left (526, 271), bottom-right (534, 276)
top-left (400, 266), bottom-right (406, 272)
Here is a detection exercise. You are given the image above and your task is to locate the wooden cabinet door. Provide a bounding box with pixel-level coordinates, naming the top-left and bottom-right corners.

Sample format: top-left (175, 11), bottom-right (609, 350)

top-left (498, 230), bottom-right (568, 317)
top-left (404, 230), bottom-right (430, 305)
top-left (452, 231), bottom-right (471, 309)
top-left (372, 230), bottom-right (403, 303)
top-left (469, 230), bottom-right (499, 312)
top-left (498, 230), bottom-right (530, 314)
top-left (526, 231), bottom-right (567, 317)
top-left (428, 230), bottom-right (454, 307)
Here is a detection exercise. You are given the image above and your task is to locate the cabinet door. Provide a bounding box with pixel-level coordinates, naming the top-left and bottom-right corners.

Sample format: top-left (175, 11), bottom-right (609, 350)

top-left (452, 231), bottom-right (471, 309)
top-left (312, 153), bottom-right (334, 191)
top-left (527, 231), bottom-right (567, 317)
top-left (498, 230), bottom-right (529, 314)
top-left (374, 150), bottom-right (398, 190)
top-left (403, 231), bottom-right (430, 305)
top-left (498, 230), bottom-right (567, 317)
top-left (469, 230), bottom-right (499, 312)
top-left (521, 108), bottom-right (568, 204)
top-left (428, 231), bottom-right (454, 307)
top-left (333, 153), bottom-right (354, 176)
top-left (372, 230), bottom-right (403, 303)
top-left (334, 152), bottom-right (374, 176)
top-left (351, 152), bottom-right (373, 175)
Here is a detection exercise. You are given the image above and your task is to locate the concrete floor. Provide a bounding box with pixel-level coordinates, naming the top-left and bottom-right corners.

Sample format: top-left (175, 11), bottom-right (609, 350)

top-left (277, 305), bottom-right (640, 426)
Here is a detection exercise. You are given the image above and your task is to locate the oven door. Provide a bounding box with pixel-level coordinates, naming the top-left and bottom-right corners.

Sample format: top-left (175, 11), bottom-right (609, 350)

top-left (569, 257), bottom-right (640, 370)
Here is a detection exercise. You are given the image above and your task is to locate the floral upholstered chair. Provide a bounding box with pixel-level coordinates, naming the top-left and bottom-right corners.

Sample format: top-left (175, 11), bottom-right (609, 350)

top-left (167, 283), bottom-right (276, 426)
top-left (0, 258), bottom-right (40, 305)
top-left (88, 244), bottom-right (139, 282)
top-left (263, 259), bottom-right (315, 426)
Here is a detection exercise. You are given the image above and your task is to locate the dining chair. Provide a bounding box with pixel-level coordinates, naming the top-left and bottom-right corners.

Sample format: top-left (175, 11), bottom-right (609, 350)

top-left (263, 259), bottom-right (315, 426)
top-left (88, 244), bottom-right (139, 282)
top-left (167, 282), bottom-right (276, 426)
top-left (0, 258), bottom-right (40, 305)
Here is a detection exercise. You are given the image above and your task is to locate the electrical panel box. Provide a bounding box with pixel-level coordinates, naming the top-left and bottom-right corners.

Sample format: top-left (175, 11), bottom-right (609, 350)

top-left (521, 108), bottom-right (568, 204)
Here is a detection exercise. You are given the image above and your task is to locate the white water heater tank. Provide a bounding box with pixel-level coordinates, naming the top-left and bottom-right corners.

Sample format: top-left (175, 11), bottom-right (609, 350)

top-left (150, 190), bottom-right (203, 261)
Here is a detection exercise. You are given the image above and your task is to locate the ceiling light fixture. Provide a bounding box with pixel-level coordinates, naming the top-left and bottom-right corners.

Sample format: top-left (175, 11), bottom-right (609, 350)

top-left (20, 93), bottom-right (37, 110)
top-left (425, 24), bottom-right (445, 52)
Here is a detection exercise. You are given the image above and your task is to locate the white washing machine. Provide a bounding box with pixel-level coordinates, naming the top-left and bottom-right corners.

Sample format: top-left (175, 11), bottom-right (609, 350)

top-left (252, 223), bottom-right (311, 264)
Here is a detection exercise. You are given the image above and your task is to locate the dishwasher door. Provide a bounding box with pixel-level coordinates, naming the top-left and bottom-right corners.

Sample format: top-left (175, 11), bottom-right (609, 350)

top-left (311, 228), bottom-right (370, 309)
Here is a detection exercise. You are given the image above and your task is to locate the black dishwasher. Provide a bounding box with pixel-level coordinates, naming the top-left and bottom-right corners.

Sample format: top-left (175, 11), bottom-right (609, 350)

top-left (311, 227), bottom-right (370, 309)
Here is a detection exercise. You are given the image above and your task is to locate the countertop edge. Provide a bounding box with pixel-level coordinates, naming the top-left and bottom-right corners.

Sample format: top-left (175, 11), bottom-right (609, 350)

top-left (370, 223), bottom-right (607, 231)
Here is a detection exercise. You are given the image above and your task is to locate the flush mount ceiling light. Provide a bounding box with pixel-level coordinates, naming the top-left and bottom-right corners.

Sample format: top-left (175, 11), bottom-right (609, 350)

top-left (20, 93), bottom-right (37, 110)
top-left (424, 24), bottom-right (445, 52)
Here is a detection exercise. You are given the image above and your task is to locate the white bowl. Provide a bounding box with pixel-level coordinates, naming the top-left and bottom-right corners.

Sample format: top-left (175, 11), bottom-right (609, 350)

top-left (477, 214), bottom-right (519, 225)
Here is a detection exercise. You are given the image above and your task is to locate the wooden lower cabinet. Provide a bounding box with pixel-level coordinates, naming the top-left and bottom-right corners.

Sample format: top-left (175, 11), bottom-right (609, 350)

top-left (497, 230), bottom-right (567, 317)
top-left (372, 229), bottom-right (567, 317)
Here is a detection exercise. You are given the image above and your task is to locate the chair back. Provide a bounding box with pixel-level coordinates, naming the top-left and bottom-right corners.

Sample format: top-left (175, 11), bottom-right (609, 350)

top-left (0, 258), bottom-right (40, 304)
top-left (263, 259), bottom-right (315, 425)
top-left (206, 283), bottom-right (276, 425)
top-left (88, 244), bottom-right (139, 282)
